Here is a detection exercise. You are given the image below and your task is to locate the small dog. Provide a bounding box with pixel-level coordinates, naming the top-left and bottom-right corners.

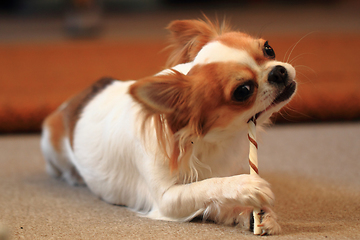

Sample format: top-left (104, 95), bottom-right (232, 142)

top-left (41, 18), bottom-right (296, 235)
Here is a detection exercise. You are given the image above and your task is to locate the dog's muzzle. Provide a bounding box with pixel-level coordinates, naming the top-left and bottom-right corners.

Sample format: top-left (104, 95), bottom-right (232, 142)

top-left (250, 65), bottom-right (297, 122)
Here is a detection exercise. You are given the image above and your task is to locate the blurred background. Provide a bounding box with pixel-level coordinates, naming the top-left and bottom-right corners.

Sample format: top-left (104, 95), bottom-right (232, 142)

top-left (0, 0), bottom-right (359, 133)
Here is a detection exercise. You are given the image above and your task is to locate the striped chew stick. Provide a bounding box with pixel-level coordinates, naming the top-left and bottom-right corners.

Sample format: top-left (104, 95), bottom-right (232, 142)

top-left (248, 118), bottom-right (262, 235)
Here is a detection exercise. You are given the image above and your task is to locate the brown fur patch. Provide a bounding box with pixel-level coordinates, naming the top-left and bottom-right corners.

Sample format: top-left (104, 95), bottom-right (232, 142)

top-left (43, 110), bottom-right (66, 152)
top-left (43, 77), bottom-right (115, 149)
top-left (64, 77), bottom-right (115, 147)
top-left (186, 63), bottom-right (258, 131)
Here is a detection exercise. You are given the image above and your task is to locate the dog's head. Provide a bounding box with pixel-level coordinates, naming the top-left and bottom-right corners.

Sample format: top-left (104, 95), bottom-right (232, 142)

top-left (130, 18), bottom-right (296, 170)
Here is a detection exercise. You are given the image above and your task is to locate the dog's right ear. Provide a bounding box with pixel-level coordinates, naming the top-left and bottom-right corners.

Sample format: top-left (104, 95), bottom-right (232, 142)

top-left (166, 17), bottom-right (230, 67)
top-left (129, 71), bottom-right (191, 114)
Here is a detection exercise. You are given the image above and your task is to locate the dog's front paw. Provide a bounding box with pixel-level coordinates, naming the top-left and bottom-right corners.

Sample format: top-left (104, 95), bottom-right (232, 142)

top-left (237, 175), bottom-right (275, 208)
top-left (251, 207), bottom-right (281, 235)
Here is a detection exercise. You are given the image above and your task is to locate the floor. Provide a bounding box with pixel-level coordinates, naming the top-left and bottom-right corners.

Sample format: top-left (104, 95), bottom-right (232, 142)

top-left (0, 123), bottom-right (359, 239)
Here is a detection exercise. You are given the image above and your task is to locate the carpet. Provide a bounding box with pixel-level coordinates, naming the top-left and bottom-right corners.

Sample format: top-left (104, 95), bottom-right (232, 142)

top-left (0, 123), bottom-right (359, 239)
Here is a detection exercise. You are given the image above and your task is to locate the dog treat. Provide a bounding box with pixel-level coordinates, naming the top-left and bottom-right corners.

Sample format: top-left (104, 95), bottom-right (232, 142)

top-left (248, 118), bottom-right (262, 235)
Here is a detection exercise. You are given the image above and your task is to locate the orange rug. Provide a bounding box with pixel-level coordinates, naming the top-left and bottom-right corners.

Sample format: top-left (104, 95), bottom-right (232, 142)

top-left (1, 33), bottom-right (359, 133)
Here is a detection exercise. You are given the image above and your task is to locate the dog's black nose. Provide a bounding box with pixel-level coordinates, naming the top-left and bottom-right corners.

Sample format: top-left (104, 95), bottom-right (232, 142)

top-left (268, 65), bottom-right (288, 85)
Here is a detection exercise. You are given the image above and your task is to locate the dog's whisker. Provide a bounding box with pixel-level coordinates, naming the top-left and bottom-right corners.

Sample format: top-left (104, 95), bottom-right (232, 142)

top-left (288, 52), bottom-right (316, 65)
top-left (294, 65), bottom-right (316, 74)
top-left (286, 31), bottom-right (316, 63)
top-left (281, 104), bottom-right (314, 122)
top-left (295, 70), bottom-right (316, 85)
top-left (283, 42), bottom-right (296, 63)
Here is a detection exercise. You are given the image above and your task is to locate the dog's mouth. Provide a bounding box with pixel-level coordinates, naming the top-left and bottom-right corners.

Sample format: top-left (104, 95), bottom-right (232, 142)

top-left (250, 81), bottom-right (297, 122)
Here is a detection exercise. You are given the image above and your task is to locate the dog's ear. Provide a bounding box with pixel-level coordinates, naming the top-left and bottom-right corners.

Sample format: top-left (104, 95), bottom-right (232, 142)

top-left (166, 17), bottom-right (230, 67)
top-left (129, 71), bottom-right (191, 114)
top-left (130, 71), bottom-right (193, 172)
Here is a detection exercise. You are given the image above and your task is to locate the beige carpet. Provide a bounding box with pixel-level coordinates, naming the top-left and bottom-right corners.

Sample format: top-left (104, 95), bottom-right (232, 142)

top-left (1, 123), bottom-right (359, 239)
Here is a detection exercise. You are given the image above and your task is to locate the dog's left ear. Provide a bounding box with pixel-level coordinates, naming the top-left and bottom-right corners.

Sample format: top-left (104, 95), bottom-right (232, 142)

top-left (166, 17), bottom-right (230, 67)
top-left (129, 71), bottom-right (190, 114)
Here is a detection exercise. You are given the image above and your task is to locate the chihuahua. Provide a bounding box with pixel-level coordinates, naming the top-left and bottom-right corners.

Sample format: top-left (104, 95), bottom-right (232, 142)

top-left (41, 18), bottom-right (296, 235)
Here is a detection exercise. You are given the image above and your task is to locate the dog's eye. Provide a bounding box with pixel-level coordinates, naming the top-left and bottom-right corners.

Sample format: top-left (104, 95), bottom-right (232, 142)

top-left (263, 41), bottom-right (275, 59)
top-left (233, 81), bottom-right (255, 102)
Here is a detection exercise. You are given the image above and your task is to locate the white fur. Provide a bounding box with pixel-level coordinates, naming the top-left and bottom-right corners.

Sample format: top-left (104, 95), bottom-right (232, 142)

top-left (41, 126), bottom-right (84, 185)
top-left (70, 80), bottom-right (270, 218)
top-left (42, 38), bottom-right (295, 234)
top-left (194, 41), bottom-right (260, 72)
